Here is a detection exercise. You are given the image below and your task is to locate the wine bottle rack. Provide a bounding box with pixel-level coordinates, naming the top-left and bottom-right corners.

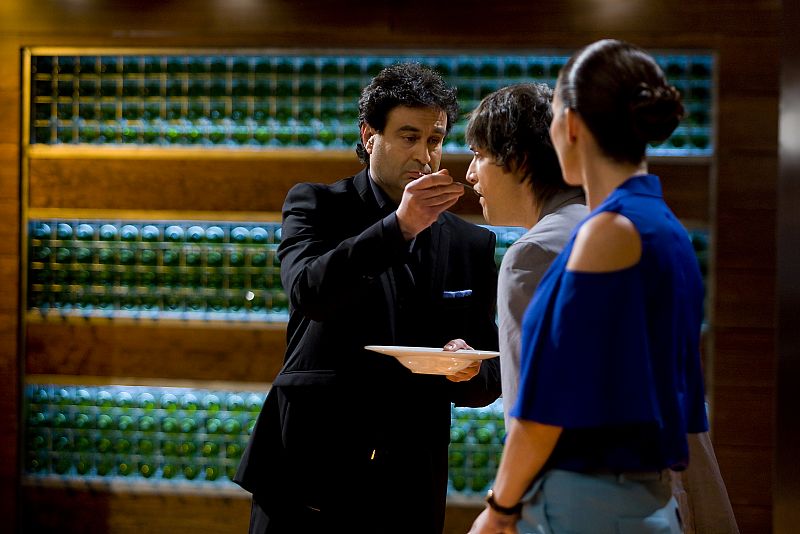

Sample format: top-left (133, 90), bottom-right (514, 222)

top-left (23, 383), bottom-right (258, 486)
top-left (22, 382), bottom-right (506, 498)
top-left (27, 218), bottom-right (286, 321)
top-left (27, 50), bottom-right (714, 157)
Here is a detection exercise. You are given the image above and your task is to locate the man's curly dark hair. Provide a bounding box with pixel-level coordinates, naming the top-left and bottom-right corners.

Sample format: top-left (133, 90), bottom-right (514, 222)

top-left (355, 62), bottom-right (459, 164)
top-left (465, 83), bottom-right (572, 203)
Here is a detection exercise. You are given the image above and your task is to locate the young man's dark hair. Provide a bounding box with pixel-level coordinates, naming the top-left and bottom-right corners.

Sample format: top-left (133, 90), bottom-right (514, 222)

top-left (355, 62), bottom-right (459, 164)
top-left (466, 83), bottom-right (571, 204)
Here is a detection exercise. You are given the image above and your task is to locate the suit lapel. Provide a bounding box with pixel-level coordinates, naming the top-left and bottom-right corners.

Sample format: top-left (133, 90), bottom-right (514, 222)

top-left (428, 218), bottom-right (449, 299)
top-left (353, 169), bottom-right (402, 342)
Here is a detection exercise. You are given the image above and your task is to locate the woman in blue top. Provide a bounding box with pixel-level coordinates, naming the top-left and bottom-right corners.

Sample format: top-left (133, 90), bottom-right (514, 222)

top-left (469, 39), bottom-right (709, 534)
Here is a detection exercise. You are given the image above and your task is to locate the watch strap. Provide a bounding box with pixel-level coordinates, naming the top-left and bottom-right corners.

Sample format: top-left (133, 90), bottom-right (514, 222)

top-left (485, 489), bottom-right (522, 515)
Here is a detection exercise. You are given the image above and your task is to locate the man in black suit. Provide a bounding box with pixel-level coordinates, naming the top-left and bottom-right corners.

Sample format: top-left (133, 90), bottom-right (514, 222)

top-left (235, 63), bottom-right (501, 534)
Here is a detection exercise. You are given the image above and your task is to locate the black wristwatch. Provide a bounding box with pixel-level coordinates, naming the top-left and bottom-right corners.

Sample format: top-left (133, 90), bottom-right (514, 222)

top-left (485, 489), bottom-right (522, 515)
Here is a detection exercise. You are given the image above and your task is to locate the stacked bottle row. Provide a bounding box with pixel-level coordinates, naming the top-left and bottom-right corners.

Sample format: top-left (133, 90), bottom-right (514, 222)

top-left (23, 383), bottom-right (506, 496)
top-left (24, 384), bottom-right (259, 483)
top-left (27, 219), bottom-right (287, 319)
top-left (30, 52), bottom-right (713, 155)
top-left (449, 401), bottom-right (505, 494)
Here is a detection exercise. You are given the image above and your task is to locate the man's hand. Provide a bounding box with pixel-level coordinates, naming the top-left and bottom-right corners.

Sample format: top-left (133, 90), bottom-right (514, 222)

top-left (444, 338), bottom-right (481, 382)
top-left (396, 169), bottom-right (464, 240)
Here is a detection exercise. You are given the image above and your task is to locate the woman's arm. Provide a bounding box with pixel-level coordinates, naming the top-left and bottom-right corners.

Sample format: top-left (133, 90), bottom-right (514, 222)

top-left (468, 418), bottom-right (562, 533)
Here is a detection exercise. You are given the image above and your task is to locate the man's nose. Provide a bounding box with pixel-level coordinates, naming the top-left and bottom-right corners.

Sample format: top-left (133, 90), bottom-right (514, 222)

top-left (466, 161), bottom-right (478, 184)
top-left (413, 143), bottom-right (432, 164)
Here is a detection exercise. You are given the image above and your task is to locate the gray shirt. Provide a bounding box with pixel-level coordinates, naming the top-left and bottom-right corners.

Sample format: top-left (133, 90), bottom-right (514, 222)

top-left (498, 189), bottom-right (588, 425)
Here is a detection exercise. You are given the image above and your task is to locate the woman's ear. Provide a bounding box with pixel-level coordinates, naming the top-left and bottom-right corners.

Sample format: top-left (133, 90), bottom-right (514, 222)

top-left (565, 108), bottom-right (580, 144)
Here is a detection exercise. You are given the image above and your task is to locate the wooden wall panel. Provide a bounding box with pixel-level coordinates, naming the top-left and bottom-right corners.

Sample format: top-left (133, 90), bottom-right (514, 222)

top-left (28, 153), bottom-right (364, 213)
top-left (20, 485), bottom-right (482, 534)
top-left (26, 321), bottom-right (287, 384)
top-left (0, 0), bottom-right (782, 531)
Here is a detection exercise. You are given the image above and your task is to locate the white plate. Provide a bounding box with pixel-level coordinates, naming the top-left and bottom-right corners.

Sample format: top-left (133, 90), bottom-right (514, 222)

top-left (364, 345), bottom-right (499, 375)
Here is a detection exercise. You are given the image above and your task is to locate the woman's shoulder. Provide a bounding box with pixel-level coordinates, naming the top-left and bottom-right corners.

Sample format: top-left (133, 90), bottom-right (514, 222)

top-left (567, 211), bottom-right (642, 272)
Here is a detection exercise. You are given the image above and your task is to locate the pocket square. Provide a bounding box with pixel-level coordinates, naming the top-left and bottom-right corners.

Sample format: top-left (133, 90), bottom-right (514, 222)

top-left (442, 289), bottom-right (473, 299)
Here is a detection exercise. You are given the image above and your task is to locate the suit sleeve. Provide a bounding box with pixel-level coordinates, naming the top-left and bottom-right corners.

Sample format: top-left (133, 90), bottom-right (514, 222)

top-left (278, 182), bottom-right (410, 321)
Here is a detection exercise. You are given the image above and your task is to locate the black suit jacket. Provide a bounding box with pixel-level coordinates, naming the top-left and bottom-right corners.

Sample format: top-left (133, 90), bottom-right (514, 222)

top-left (235, 169), bottom-right (500, 533)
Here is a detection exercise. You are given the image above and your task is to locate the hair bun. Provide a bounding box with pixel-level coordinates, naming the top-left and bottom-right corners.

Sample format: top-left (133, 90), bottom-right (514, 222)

top-left (629, 83), bottom-right (685, 143)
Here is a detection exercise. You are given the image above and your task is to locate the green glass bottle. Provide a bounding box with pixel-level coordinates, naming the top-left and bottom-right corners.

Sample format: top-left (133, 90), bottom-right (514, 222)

top-left (225, 394), bottom-right (244, 412)
top-left (229, 250), bottom-right (244, 267)
top-left (27, 411), bottom-right (46, 428)
top-left (96, 437), bottom-right (113, 454)
top-left (54, 456), bottom-right (72, 475)
top-left (99, 224), bottom-right (118, 241)
top-left (56, 223), bottom-right (73, 240)
top-left (114, 437), bottom-right (132, 454)
top-left (33, 246), bottom-right (52, 262)
top-left (207, 250), bottom-right (223, 267)
top-left (161, 439), bottom-right (178, 456)
top-left (179, 417), bottom-right (197, 433)
top-left (206, 226), bottom-right (224, 243)
top-left (95, 389), bottom-right (113, 407)
top-left (76, 223), bottom-right (94, 240)
top-left (162, 463), bottom-right (178, 479)
top-left (96, 458), bottom-right (113, 476)
top-left (178, 441), bottom-right (197, 457)
top-left (225, 442), bottom-right (242, 459)
top-left (51, 411), bottom-right (68, 428)
top-left (250, 227), bottom-right (268, 244)
top-left (138, 392), bottom-right (156, 410)
top-left (55, 247), bottom-right (72, 263)
top-left (27, 430), bottom-right (46, 451)
top-left (74, 247), bottom-right (93, 264)
top-left (245, 394), bottom-right (263, 412)
top-left (117, 460), bottom-right (133, 477)
top-left (165, 225), bottom-right (184, 242)
top-left (183, 464), bottom-right (199, 480)
top-left (75, 435), bottom-right (92, 452)
top-left (205, 417), bottom-right (221, 434)
top-left (160, 392), bottom-right (178, 411)
top-left (161, 416), bottom-right (178, 433)
top-left (53, 434), bottom-right (71, 452)
top-left (230, 226), bottom-right (249, 243)
top-left (186, 225), bottom-right (205, 243)
top-left (250, 251), bottom-right (267, 267)
top-left (140, 248), bottom-right (156, 266)
top-left (98, 248), bottom-right (115, 265)
top-left (96, 413), bottom-right (114, 431)
top-left (117, 414), bottom-right (134, 431)
top-left (75, 456), bottom-right (92, 475)
top-left (139, 461), bottom-right (156, 478)
top-left (201, 441), bottom-right (219, 457)
top-left (185, 250), bottom-right (201, 267)
top-left (222, 418), bottom-right (242, 435)
top-left (162, 248), bottom-right (179, 266)
top-left (120, 224), bottom-right (139, 241)
top-left (32, 222), bottom-right (52, 239)
top-left (138, 438), bottom-right (155, 455)
top-left (138, 415), bottom-right (156, 432)
top-left (73, 412), bottom-right (92, 430)
top-left (204, 465), bottom-right (220, 481)
top-left (141, 225), bottom-right (160, 242)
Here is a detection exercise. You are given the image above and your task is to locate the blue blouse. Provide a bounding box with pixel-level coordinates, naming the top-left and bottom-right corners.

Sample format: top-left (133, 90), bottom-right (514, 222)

top-left (511, 174), bottom-right (708, 472)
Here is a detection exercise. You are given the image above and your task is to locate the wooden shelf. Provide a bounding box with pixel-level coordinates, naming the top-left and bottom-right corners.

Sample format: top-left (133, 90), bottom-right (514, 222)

top-left (25, 318), bottom-right (287, 383)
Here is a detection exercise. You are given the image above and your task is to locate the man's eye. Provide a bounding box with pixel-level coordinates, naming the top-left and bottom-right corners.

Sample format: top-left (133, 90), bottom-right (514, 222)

top-left (429, 138), bottom-right (442, 146)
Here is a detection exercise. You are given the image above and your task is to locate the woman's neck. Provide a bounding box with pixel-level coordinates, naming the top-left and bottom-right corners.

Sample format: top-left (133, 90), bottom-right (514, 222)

top-left (581, 158), bottom-right (647, 210)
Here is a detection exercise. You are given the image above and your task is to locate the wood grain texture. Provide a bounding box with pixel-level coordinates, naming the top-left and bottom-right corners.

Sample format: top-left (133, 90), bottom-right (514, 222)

top-left (0, 0), bottom-right (782, 530)
top-left (26, 320), bottom-right (287, 383)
